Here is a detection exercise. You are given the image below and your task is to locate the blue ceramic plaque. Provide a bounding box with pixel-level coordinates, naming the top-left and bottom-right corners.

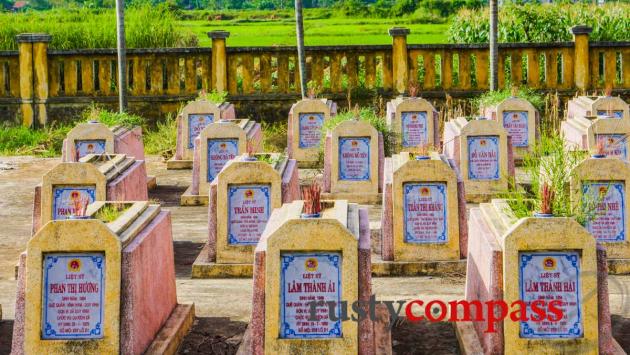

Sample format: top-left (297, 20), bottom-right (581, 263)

top-left (403, 182), bottom-right (448, 243)
top-left (597, 110), bottom-right (624, 118)
top-left (42, 253), bottom-right (105, 340)
top-left (280, 252), bottom-right (342, 339)
top-left (595, 134), bottom-right (628, 160)
top-left (401, 111), bottom-right (428, 147)
top-left (583, 182), bottom-right (626, 242)
top-left (52, 186), bottom-right (96, 220)
top-left (207, 139), bottom-right (239, 182)
top-left (519, 251), bottom-right (582, 339)
top-left (227, 185), bottom-right (271, 245)
top-left (502, 111), bottom-right (529, 147)
top-left (298, 113), bottom-right (324, 149)
top-left (188, 114), bottom-right (214, 149)
top-left (75, 140), bottom-right (106, 160)
top-left (338, 137), bottom-right (370, 181)
top-left (467, 136), bottom-right (500, 180)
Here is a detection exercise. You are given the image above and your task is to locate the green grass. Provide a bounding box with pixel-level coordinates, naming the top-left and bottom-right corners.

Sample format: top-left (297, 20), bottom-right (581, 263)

top-left (0, 124), bottom-right (71, 157)
top-left (179, 18), bottom-right (449, 47)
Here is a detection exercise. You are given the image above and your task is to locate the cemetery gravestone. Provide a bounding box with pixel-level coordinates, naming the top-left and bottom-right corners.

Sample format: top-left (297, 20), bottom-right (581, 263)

top-left (322, 120), bottom-right (383, 204)
top-left (379, 152), bottom-right (467, 274)
top-left (32, 157), bottom-right (149, 234)
top-left (443, 117), bottom-right (512, 202)
top-left (169, 99), bottom-right (236, 169)
top-left (480, 97), bottom-right (538, 161)
top-left (239, 199), bottom-right (391, 354)
top-left (386, 96), bottom-right (440, 152)
top-left (561, 114), bottom-right (630, 161)
top-left (181, 119), bottom-right (263, 205)
top-left (192, 153), bottom-right (300, 278)
top-left (13, 201), bottom-right (195, 355)
top-left (287, 98), bottom-right (337, 167)
top-left (570, 156), bottom-right (630, 273)
top-left (460, 199), bottom-right (622, 354)
top-left (567, 95), bottom-right (629, 120)
top-left (62, 121), bottom-right (146, 163)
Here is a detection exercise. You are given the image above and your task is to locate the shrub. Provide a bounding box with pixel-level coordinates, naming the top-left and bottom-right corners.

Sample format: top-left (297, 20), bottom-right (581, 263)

top-left (321, 107), bottom-right (395, 156)
top-left (448, 3), bottom-right (630, 43)
top-left (0, 122), bottom-right (71, 156)
top-left (144, 114), bottom-right (177, 159)
top-left (83, 106), bottom-right (146, 128)
top-left (474, 87), bottom-right (545, 113)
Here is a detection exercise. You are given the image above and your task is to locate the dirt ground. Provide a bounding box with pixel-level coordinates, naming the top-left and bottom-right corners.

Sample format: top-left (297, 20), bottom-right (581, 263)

top-left (1, 156), bottom-right (630, 354)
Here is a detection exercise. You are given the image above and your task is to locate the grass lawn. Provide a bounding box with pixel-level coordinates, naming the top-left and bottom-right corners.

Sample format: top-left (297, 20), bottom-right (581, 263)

top-left (178, 18), bottom-right (449, 47)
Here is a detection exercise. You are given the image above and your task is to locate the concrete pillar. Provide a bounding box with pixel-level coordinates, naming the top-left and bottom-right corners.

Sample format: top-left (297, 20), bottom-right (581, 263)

top-left (389, 27), bottom-right (410, 95)
top-left (208, 30), bottom-right (229, 93)
top-left (572, 25), bottom-right (592, 92)
top-left (17, 33), bottom-right (51, 127)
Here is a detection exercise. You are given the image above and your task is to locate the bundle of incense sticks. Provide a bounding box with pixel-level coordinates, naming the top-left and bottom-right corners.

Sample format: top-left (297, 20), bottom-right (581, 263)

top-left (540, 182), bottom-right (554, 215)
top-left (301, 182), bottom-right (322, 215)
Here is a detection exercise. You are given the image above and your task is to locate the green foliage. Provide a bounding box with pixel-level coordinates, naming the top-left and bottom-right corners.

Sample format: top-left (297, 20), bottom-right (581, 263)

top-left (144, 114), bottom-right (177, 159)
top-left (321, 107), bottom-right (395, 156)
top-left (448, 3), bottom-right (630, 43)
top-left (0, 123), bottom-right (71, 157)
top-left (0, 4), bottom-right (198, 50)
top-left (196, 89), bottom-right (228, 104)
top-left (83, 106), bottom-right (146, 128)
top-left (474, 87), bottom-right (545, 113)
top-left (261, 120), bottom-right (287, 153)
top-left (94, 203), bottom-right (131, 223)
top-left (501, 132), bottom-right (590, 222)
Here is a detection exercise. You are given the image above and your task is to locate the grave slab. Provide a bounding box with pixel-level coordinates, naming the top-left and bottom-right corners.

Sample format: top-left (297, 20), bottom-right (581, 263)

top-left (480, 97), bottom-right (539, 162)
top-left (443, 117), bottom-right (513, 203)
top-left (567, 95), bottom-right (629, 120)
top-left (168, 99), bottom-right (236, 169)
top-left (191, 153), bottom-right (300, 278)
top-left (32, 155), bottom-right (149, 234)
top-left (181, 119), bottom-right (263, 206)
top-left (379, 152), bottom-right (467, 267)
top-left (322, 119), bottom-right (384, 204)
top-left (561, 114), bottom-right (630, 161)
top-left (570, 156), bottom-right (630, 273)
top-left (463, 199), bottom-right (621, 354)
top-left (238, 199), bottom-right (390, 354)
top-left (386, 96), bottom-right (440, 152)
top-left (12, 201), bottom-right (194, 355)
top-left (287, 98), bottom-right (337, 167)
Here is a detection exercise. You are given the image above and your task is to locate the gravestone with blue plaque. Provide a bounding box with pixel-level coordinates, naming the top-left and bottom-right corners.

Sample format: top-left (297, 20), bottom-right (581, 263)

top-left (597, 110), bottom-right (624, 119)
top-left (188, 114), bottom-right (214, 149)
top-left (227, 185), bottom-right (271, 245)
top-left (401, 111), bottom-right (428, 148)
top-left (583, 182), bottom-right (626, 242)
top-left (467, 136), bottom-right (500, 180)
top-left (595, 134), bottom-right (628, 160)
top-left (519, 251), bottom-right (582, 338)
top-left (280, 252), bottom-right (342, 339)
top-left (298, 113), bottom-right (324, 149)
top-left (338, 137), bottom-right (370, 181)
top-left (42, 252), bottom-right (105, 340)
top-left (403, 182), bottom-right (447, 244)
top-left (75, 140), bottom-right (106, 160)
top-left (207, 139), bottom-right (239, 182)
top-left (52, 186), bottom-right (96, 220)
top-left (502, 111), bottom-right (529, 148)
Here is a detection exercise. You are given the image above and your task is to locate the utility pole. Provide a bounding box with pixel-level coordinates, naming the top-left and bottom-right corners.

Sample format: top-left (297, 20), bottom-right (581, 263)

top-left (489, 0), bottom-right (498, 91)
top-left (115, 0), bottom-right (127, 112)
top-left (295, 0), bottom-right (307, 98)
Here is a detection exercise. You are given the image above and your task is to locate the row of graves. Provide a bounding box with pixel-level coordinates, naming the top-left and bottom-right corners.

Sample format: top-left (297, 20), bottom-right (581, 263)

top-left (11, 118), bottom-right (195, 354)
